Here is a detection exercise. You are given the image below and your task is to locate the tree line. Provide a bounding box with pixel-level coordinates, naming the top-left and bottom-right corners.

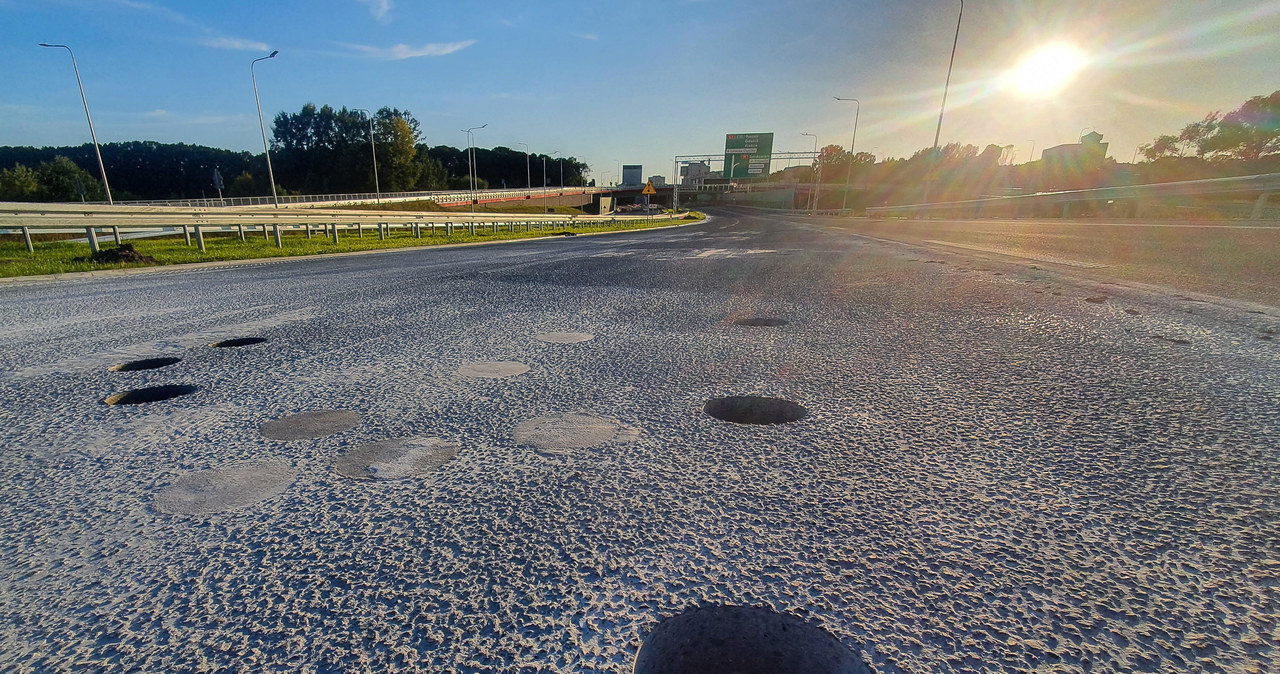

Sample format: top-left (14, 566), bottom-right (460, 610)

top-left (0, 103), bottom-right (588, 202)
top-left (778, 89), bottom-right (1280, 208)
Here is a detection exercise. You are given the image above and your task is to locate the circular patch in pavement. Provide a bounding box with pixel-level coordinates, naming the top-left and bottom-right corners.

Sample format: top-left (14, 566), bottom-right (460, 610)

top-left (333, 436), bottom-right (459, 481)
top-left (259, 410), bottom-right (361, 440)
top-left (154, 461), bottom-right (295, 515)
top-left (732, 317), bottom-right (788, 327)
top-left (102, 384), bottom-right (199, 405)
top-left (513, 413), bottom-right (621, 454)
top-left (535, 332), bottom-right (594, 344)
top-left (457, 361), bottom-right (530, 378)
top-left (210, 337), bottom-right (267, 348)
top-left (109, 356), bottom-right (182, 372)
top-left (704, 396), bottom-right (807, 425)
top-left (633, 605), bottom-right (868, 674)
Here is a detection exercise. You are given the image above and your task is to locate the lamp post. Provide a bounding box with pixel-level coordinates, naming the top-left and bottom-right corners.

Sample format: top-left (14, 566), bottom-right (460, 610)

top-left (353, 108), bottom-right (380, 203)
top-left (833, 96), bottom-right (861, 212)
top-left (551, 151), bottom-right (562, 188)
top-left (39, 43), bottom-right (112, 205)
top-left (933, 1), bottom-right (963, 152)
top-left (462, 124), bottom-right (486, 213)
top-left (801, 132), bottom-right (819, 212)
top-left (541, 154), bottom-right (548, 213)
top-left (518, 142), bottom-right (531, 193)
top-left (1026, 139), bottom-right (1036, 163)
top-left (250, 50), bottom-right (280, 209)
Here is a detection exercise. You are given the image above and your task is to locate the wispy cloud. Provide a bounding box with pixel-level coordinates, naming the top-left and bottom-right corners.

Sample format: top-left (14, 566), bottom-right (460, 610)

top-left (357, 0), bottom-right (392, 20)
top-left (104, 0), bottom-right (269, 53)
top-left (199, 35), bottom-right (269, 52)
top-left (143, 109), bottom-right (170, 119)
top-left (340, 40), bottom-right (477, 60)
top-left (573, 33), bottom-right (600, 41)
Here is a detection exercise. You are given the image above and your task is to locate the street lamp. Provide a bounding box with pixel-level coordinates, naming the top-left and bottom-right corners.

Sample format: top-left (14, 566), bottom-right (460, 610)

top-left (462, 124), bottom-right (486, 213)
top-left (834, 96), bottom-right (861, 211)
top-left (551, 150), bottom-right (562, 188)
top-left (1026, 139), bottom-right (1036, 163)
top-left (801, 132), bottom-right (819, 212)
top-left (353, 108), bottom-right (380, 203)
top-left (932, 0), bottom-right (963, 152)
top-left (249, 50), bottom-right (280, 210)
top-left (39, 43), bottom-right (112, 205)
top-left (518, 142), bottom-right (531, 192)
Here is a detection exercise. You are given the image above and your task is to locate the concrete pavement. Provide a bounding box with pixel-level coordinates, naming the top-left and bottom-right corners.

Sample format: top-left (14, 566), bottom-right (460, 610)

top-left (1, 209), bottom-right (1276, 672)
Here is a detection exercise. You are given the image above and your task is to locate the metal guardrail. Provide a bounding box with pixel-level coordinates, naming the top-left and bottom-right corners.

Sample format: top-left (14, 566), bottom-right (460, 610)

top-left (104, 186), bottom-right (600, 209)
top-left (0, 203), bottom-right (679, 254)
top-left (866, 173), bottom-right (1280, 219)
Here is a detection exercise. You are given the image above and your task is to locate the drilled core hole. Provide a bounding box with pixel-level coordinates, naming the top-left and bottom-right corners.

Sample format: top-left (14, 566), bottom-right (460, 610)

top-left (704, 396), bottom-right (807, 425)
top-left (210, 337), bottom-right (267, 348)
top-left (109, 357), bottom-right (182, 372)
top-left (733, 317), bottom-right (788, 327)
top-left (102, 384), bottom-right (199, 405)
top-left (633, 605), bottom-right (868, 674)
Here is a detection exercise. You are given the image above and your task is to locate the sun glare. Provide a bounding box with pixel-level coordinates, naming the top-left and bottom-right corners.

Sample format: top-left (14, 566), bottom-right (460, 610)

top-left (1008, 43), bottom-right (1088, 97)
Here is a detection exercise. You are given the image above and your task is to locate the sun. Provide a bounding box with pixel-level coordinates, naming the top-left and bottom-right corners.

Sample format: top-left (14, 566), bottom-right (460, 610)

top-left (1008, 43), bottom-right (1088, 97)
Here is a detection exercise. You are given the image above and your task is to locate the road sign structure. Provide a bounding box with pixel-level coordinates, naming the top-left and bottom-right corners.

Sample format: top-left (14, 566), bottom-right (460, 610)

top-left (723, 133), bottom-right (774, 179)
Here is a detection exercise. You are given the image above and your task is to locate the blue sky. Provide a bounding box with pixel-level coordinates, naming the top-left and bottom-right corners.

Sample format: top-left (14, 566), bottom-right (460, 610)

top-left (3, 0), bottom-right (1280, 184)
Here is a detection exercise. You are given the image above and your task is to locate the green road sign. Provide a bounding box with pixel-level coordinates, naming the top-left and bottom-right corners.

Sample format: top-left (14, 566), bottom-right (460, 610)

top-left (723, 132), bottom-right (774, 179)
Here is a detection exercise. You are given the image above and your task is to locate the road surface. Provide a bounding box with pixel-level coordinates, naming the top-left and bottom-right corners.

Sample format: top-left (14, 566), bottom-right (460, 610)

top-left (1, 209), bottom-right (1276, 672)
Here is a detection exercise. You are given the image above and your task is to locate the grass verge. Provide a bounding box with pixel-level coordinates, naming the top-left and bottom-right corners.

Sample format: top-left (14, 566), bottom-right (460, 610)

top-left (0, 213), bottom-right (703, 278)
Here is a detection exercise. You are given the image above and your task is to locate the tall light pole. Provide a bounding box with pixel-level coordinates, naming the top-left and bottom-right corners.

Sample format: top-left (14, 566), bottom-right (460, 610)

top-left (462, 124), bottom-right (486, 213)
top-left (834, 96), bottom-right (861, 211)
top-left (541, 154), bottom-right (548, 213)
top-left (353, 108), bottom-right (380, 203)
top-left (39, 44), bottom-right (112, 205)
top-left (551, 151), bottom-right (562, 188)
top-left (1026, 139), bottom-right (1036, 163)
top-left (932, 1), bottom-right (963, 152)
top-left (250, 50), bottom-right (280, 208)
top-left (518, 142), bottom-right (531, 192)
top-left (801, 132), bottom-right (819, 212)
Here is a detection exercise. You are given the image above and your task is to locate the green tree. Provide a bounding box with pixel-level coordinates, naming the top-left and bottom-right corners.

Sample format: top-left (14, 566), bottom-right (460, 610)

top-left (36, 156), bottom-right (105, 202)
top-left (0, 163), bottom-right (40, 201)
top-left (1203, 90), bottom-right (1280, 160)
top-left (376, 116), bottom-right (422, 192)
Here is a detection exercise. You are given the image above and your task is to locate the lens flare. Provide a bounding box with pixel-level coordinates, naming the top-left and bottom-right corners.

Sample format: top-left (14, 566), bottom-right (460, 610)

top-left (1007, 43), bottom-right (1088, 98)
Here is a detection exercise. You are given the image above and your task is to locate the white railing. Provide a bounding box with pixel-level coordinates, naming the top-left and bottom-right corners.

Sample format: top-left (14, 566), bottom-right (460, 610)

top-left (110, 186), bottom-right (601, 209)
top-left (0, 202), bottom-right (679, 254)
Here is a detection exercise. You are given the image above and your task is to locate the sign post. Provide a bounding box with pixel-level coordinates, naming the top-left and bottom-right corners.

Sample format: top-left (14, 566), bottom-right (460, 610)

top-left (641, 180), bottom-right (657, 212)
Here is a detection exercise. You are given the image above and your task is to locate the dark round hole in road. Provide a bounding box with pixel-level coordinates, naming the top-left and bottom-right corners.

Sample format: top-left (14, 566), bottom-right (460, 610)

top-left (633, 605), bottom-right (869, 674)
top-left (210, 337), bottom-right (267, 348)
top-left (109, 356), bottom-right (182, 372)
top-left (704, 396), bottom-right (807, 425)
top-left (733, 317), bottom-right (788, 327)
top-left (102, 384), bottom-right (198, 405)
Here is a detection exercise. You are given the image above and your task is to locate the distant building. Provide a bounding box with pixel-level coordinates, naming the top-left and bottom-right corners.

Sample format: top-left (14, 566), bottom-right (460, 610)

top-left (680, 162), bottom-right (711, 186)
top-left (622, 165), bottom-right (642, 186)
top-left (648, 175), bottom-right (666, 187)
top-left (1041, 131), bottom-right (1109, 191)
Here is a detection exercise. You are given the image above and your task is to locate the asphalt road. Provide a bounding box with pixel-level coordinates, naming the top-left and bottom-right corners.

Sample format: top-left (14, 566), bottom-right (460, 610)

top-left (1, 208), bottom-right (1276, 673)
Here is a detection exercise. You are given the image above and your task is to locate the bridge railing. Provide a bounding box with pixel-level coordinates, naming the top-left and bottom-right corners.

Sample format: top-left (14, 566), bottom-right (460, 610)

top-left (103, 186), bottom-right (600, 209)
top-left (865, 173), bottom-right (1280, 220)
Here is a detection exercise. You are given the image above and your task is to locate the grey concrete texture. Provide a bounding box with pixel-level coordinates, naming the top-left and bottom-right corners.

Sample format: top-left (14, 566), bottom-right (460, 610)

top-left (0, 208), bottom-right (1277, 672)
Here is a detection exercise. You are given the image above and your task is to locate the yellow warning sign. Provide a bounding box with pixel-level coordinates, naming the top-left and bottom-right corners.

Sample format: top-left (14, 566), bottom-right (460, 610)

top-left (641, 180), bottom-right (657, 195)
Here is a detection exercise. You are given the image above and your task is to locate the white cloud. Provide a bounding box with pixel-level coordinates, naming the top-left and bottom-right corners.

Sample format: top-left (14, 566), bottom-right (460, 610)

top-left (143, 109), bottom-right (169, 119)
top-left (199, 36), bottom-right (270, 52)
top-left (340, 40), bottom-right (477, 60)
top-left (357, 0), bottom-right (392, 20)
top-left (573, 33), bottom-right (600, 41)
